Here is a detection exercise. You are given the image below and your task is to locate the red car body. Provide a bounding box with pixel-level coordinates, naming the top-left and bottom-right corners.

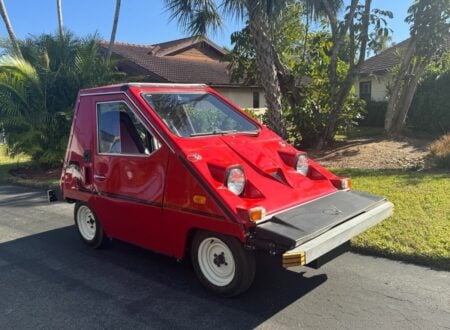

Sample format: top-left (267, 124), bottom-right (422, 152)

top-left (61, 83), bottom-right (392, 296)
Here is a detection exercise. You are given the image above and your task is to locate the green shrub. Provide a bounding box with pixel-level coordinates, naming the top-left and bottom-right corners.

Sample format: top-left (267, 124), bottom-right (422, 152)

top-left (286, 89), bottom-right (365, 148)
top-left (408, 70), bottom-right (450, 134)
top-left (428, 133), bottom-right (450, 169)
top-left (243, 108), bottom-right (263, 122)
top-left (0, 32), bottom-right (119, 168)
top-left (358, 100), bottom-right (387, 127)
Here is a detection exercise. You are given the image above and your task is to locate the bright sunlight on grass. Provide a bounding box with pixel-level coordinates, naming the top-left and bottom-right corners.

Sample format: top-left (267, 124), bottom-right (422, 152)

top-left (335, 169), bottom-right (450, 270)
top-left (0, 144), bottom-right (58, 188)
top-left (0, 143), bottom-right (30, 165)
top-left (0, 144), bottom-right (30, 180)
top-left (0, 144), bottom-right (27, 181)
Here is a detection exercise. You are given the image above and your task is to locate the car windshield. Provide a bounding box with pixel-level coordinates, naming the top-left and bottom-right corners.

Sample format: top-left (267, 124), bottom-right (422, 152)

top-left (142, 93), bottom-right (259, 137)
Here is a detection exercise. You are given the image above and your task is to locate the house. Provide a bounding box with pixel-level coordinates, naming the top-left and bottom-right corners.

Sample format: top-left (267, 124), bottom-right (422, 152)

top-left (355, 35), bottom-right (450, 102)
top-left (355, 39), bottom-right (410, 102)
top-left (101, 37), bottom-right (266, 114)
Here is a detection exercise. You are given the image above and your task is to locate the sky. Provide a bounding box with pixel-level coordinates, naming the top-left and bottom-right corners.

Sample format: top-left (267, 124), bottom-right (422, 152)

top-left (0, 0), bottom-right (412, 49)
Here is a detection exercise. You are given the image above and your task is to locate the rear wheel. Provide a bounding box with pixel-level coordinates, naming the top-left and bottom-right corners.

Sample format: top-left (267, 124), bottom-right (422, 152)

top-left (191, 231), bottom-right (255, 297)
top-left (74, 202), bottom-right (107, 248)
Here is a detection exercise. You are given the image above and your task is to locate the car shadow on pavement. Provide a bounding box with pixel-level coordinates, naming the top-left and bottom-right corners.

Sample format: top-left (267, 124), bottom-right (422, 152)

top-left (0, 225), bottom-right (327, 329)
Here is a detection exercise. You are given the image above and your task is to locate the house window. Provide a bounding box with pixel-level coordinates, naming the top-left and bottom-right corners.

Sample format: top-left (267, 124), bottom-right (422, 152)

top-left (253, 91), bottom-right (260, 108)
top-left (359, 81), bottom-right (372, 101)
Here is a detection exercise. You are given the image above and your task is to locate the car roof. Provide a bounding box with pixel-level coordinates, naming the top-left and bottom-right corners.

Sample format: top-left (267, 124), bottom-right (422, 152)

top-left (79, 83), bottom-right (208, 95)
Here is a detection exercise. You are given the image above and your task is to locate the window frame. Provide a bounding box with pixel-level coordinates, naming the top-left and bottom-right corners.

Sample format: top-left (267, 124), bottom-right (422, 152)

top-left (96, 100), bottom-right (160, 157)
top-left (141, 91), bottom-right (261, 138)
top-left (359, 81), bottom-right (372, 101)
top-left (252, 91), bottom-right (260, 109)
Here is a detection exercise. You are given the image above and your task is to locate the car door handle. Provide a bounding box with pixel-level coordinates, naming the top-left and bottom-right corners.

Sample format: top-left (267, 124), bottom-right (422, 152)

top-left (94, 174), bottom-right (106, 181)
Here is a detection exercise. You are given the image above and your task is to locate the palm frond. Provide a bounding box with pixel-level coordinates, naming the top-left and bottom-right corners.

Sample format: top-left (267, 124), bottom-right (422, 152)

top-left (303, 0), bottom-right (343, 21)
top-left (165, 0), bottom-right (223, 36)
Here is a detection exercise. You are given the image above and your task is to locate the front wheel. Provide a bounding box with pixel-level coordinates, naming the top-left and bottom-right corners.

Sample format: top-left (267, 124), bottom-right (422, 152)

top-left (191, 231), bottom-right (256, 297)
top-left (74, 202), bottom-right (107, 248)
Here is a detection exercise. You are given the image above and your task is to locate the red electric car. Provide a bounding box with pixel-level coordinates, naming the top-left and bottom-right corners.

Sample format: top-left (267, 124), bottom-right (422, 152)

top-left (61, 83), bottom-right (393, 296)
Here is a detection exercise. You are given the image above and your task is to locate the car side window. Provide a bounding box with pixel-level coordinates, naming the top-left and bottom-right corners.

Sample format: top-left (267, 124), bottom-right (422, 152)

top-left (97, 101), bottom-right (159, 155)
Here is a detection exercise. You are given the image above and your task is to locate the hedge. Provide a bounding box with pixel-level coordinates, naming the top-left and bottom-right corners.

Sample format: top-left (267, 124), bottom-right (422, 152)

top-left (408, 70), bottom-right (450, 134)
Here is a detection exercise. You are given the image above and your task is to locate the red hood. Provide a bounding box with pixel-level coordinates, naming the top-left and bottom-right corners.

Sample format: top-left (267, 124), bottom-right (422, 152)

top-left (176, 131), bottom-right (338, 216)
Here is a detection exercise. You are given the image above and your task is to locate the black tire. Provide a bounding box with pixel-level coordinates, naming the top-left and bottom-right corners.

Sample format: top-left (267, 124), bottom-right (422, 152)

top-left (191, 231), bottom-right (256, 297)
top-left (74, 202), bottom-right (107, 249)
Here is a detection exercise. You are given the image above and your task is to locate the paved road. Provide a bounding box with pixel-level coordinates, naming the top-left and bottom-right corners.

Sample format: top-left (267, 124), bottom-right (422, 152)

top-left (0, 184), bottom-right (449, 329)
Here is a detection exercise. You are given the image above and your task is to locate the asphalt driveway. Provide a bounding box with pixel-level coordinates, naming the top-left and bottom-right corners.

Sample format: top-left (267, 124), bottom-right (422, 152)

top-left (0, 184), bottom-right (449, 329)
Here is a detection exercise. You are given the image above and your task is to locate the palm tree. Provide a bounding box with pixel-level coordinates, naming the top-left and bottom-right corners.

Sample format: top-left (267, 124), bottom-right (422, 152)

top-left (0, 33), bottom-right (118, 166)
top-left (165, 0), bottom-right (289, 138)
top-left (107, 0), bottom-right (121, 62)
top-left (0, 0), bottom-right (22, 58)
top-left (56, 0), bottom-right (64, 38)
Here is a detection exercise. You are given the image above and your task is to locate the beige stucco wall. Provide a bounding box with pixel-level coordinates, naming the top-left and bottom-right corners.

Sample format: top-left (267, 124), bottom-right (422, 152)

top-left (213, 87), bottom-right (267, 113)
top-left (355, 74), bottom-right (392, 101)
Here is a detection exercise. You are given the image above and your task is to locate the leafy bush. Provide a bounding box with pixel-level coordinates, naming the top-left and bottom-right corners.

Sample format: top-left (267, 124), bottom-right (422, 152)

top-left (243, 108), bottom-right (262, 122)
top-left (0, 32), bottom-right (119, 168)
top-left (408, 70), bottom-right (450, 134)
top-left (428, 133), bottom-right (450, 169)
top-left (286, 85), bottom-right (365, 148)
top-left (359, 100), bottom-right (387, 127)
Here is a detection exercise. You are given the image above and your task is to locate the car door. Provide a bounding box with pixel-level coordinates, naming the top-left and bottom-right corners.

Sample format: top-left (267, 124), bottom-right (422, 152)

top-left (90, 94), bottom-right (170, 253)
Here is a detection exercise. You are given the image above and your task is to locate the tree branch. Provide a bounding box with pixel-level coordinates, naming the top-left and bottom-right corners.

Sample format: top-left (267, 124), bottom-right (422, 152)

top-left (320, 0), bottom-right (339, 34)
top-left (356, 0), bottom-right (371, 67)
top-left (340, 0), bottom-right (359, 39)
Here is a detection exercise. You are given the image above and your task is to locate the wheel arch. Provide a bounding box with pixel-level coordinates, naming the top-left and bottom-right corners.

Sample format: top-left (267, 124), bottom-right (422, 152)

top-left (179, 224), bottom-right (248, 260)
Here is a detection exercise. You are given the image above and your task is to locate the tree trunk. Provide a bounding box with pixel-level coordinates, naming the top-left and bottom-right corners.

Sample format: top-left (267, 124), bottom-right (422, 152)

top-left (384, 40), bottom-right (417, 135)
top-left (247, 6), bottom-right (287, 139)
top-left (107, 0), bottom-right (121, 62)
top-left (387, 60), bottom-right (427, 135)
top-left (56, 0), bottom-right (64, 38)
top-left (0, 0), bottom-right (22, 58)
top-left (317, 0), bottom-right (371, 149)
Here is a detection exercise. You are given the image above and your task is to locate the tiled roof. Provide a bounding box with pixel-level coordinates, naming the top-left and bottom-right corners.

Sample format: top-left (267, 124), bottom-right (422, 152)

top-left (360, 35), bottom-right (450, 75)
top-left (359, 39), bottom-right (410, 75)
top-left (153, 37), bottom-right (194, 51)
top-left (152, 37), bottom-right (228, 56)
top-left (100, 38), bottom-right (235, 85)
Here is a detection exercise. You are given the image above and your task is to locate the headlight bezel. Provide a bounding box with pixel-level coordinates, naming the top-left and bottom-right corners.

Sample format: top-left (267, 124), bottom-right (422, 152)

top-left (225, 165), bottom-right (246, 196)
top-left (295, 153), bottom-right (309, 176)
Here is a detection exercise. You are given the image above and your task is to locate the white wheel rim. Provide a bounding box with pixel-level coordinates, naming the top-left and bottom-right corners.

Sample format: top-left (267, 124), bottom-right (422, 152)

top-left (77, 205), bottom-right (96, 241)
top-left (197, 237), bottom-right (236, 287)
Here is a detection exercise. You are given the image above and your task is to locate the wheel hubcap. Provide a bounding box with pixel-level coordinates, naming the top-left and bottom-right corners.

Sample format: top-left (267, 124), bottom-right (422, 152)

top-left (198, 237), bottom-right (235, 287)
top-left (77, 205), bottom-right (96, 241)
top-left (213, 252), bottom-right (228, 267)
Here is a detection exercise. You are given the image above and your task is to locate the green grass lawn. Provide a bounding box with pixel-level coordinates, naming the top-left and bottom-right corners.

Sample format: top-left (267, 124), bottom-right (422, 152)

top-left (335, 169), bottom-right (450, 270)
top-left (0, 144), bottom-right (59, 188)
top-left (0, 144), bottom-right (30, 177)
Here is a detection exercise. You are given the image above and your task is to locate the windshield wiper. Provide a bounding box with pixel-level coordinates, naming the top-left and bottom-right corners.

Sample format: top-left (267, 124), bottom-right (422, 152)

top-left (236, 130), bottom-right (260, 136)
top-left (190, 129), bottom-right (237, 137)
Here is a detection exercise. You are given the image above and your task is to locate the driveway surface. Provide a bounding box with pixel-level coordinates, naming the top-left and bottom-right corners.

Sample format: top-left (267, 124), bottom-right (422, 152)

top-left (0, 184), bottom-right (449, 329)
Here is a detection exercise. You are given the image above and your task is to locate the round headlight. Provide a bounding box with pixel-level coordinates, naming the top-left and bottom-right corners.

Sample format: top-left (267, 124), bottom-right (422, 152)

top-left (226, 167), bottom-right (246, 196)
top-left (295, 154), bottom-right (309, 176)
